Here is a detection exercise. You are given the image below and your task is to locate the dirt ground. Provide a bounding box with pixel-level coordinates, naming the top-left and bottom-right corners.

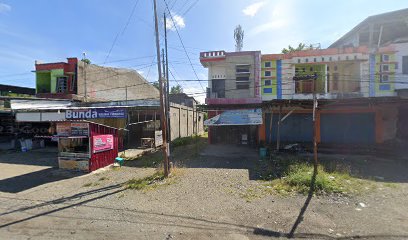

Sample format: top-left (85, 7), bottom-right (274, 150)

top-left (0, 142), bottom-right (408, 240)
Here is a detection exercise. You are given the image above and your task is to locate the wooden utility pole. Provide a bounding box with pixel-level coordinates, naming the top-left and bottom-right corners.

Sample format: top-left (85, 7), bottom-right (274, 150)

top-left (163, 12), bottom-right (171, 160)
top-left (164, 12), bottom-right (171, 148)
top-left (153, 0), bottom-right (170, 177)
top-left (276, 105), bottom-right (282, 151)
top-left (312, 73), bottom-right (319, 173)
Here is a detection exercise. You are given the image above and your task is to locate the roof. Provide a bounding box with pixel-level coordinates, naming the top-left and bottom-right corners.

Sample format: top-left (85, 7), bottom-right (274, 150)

top-left (0, 84), bottom-right (35, 95)
top-left (330, 8), bottom-right (408, 48)
top-left (10, 98), bottom-right (161, 111)
top-left (169, 93), bottom-right (198, 103)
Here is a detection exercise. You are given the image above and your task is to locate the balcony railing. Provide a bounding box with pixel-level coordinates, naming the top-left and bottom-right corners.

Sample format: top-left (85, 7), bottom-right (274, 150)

top-left (200, 51), bottom-right (226, 59)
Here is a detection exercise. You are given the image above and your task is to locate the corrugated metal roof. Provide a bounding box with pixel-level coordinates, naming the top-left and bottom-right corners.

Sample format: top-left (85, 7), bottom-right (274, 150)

top-left (11, 99), bottom-right (73, 110)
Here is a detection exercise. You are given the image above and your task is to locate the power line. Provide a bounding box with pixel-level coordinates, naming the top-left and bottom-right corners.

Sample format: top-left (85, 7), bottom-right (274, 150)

top-left (163, 0), bottom-right (205, 92)
top-left (103, 0), bottom-right (141, 64)
top-left (180, 0), bottom-right (199, 17)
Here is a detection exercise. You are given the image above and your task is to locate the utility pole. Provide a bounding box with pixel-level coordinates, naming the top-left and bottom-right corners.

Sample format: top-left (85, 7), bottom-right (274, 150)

top-left (153, 0), bottom-right (170, 177)
top-left (82, 52), bottom-right (87, 101)
top-left (312, 73), bottom-right (319, 173)
top-left (164, 12), bottom-right (171, 149)
top-left (293, 73), bottom-right (319, 173)
top-left (162, 49), bottom-right (166, 78)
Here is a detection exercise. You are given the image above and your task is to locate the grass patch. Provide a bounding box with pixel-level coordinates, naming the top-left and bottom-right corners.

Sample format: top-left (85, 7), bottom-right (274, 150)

top-left (172, 134), bottom-right (204, 148)
top-left (267, 163), bottom-right (372, 195)
top-left (254, 154), bottom-right (375, 196)
top-left (125, 168), bottom-right (184, 191)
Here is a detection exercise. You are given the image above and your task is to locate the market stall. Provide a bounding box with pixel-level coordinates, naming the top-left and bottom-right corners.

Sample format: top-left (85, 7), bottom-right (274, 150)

top-left (56, 121), bottom-right (119, 172)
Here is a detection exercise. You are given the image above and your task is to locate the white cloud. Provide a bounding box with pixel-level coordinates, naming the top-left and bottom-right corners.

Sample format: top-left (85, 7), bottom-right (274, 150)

top-left (250, 19), bottom-right (287, 35)
top-left (0, 3), bottom-right (11, 13)
top-left (166, 13), bottom-right (185, 31)
top-left (248, 0), bottom-right (294, 36)
top-left (242, 1), bottom-right (265, 17)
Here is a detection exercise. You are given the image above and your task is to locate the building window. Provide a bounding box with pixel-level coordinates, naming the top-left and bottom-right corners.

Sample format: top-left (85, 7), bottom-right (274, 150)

top-left (313, 58), bottom-right (317, 62)
top-left (338, 56), bottom-right (341, 61)
top-left (305, 58), bottom-right (309, 63)
top-left (297, 59), bottom-right (301, 63)
top-left (322, 57), bottom-right (325, 62)
top-left (236, 65), bottom-right (250, 73)
top-left (346, 56), bottom-right (349, 60)
top-left (354, 55), bottom-right (358, 60)
top-left (56, 77), bottom-right (68, 93)
top-left (382, 54), bottom-right (390, 62)
top-left (236, 75), bottom-right (249, 90)
top-left (265, 71), bottom-right (271, 77)
top-left (236, 82), bottom-right (249, 89)
top-left (212, 79), bottom-right (225, 98)
top-left (381, 64), bottom-right (389, 72)
top-left (264, 80), bottom-right (271, 86)
top-left (263, 88), bottom-right (272, 94)
top-left (329, 56), bottom-right (332, 61)
top-left (403, 56), bottom-right (408, 74)
top-left (380, 74), bottom-right (389, 83)
top-left (265, 62), bottom-right (271, 68)
top-left (236, 76), bottom-right (249, 82)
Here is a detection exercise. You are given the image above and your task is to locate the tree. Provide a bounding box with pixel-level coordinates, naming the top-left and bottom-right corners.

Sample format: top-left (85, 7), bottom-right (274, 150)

top-left (170, 84), bottom-right (183, 94)
top-left (234, 25), bottom-right (244, 52)
top-left (152, 81), bottom-right (160, 90)
top-left (281, 43), bottom-right (313, 54)
top-left (81, 58), bottom-right (91, 64)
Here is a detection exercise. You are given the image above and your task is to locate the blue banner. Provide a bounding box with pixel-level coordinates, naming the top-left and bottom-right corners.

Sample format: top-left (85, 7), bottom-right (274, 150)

top-left (65, 108), bottom-right (126, 119)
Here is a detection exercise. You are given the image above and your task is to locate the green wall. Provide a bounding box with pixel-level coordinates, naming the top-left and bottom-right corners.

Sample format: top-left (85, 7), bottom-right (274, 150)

top-left (36, 68), bottom-right (64, 93)
top-left (36, 72), bottom-right (51, 93)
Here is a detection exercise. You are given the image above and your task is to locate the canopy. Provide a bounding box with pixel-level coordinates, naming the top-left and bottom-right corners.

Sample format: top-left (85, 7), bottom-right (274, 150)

top-left (204, 108), bottom-right (262, 126)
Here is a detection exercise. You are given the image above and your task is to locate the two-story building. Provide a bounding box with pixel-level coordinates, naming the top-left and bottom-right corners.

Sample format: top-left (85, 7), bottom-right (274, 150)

top-left (34, 57), bottom-right (159, 101)
top-left (200, 50), bottom-right (263, 144)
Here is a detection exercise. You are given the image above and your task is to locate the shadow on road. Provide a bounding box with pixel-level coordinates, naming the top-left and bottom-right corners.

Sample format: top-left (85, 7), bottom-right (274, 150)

top-left (0, 168), bottom-right (83, 193)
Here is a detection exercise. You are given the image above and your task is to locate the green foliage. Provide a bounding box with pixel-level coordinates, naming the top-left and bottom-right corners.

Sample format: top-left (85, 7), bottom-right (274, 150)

top-left (172, 135), bottom-right (201, 147)
top-left (170, 84), bottom-right (183, 94)
top-left (81, 58), bottom-right (91, 64)
top-left (268, 163), bottom-right (371, 195)
top-left (126, 171), bottom-right (166, 190)
top-left (282, 43), bottom-right (313, 54)
top-left (152, 81), bottom-right (160, 90)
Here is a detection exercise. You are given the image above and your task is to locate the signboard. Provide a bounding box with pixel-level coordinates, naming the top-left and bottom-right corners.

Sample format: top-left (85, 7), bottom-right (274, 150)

top-left (56, 122), bottom-right (71, 136)
top-left (71, 123), bottom-right (89, 136)
top-left (65, 108), bottom-right (126, 119)
top-left (93, 134), bottom-right (114, 153)
top-left (155, 130), bottom-right (163, 147)
top-left (204, 108), bottom-right (262, 126)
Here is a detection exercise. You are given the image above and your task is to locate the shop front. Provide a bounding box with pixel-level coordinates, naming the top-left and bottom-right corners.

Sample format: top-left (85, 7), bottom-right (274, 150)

top-left (205, 109), bottom-right (262, 145)
top-left (56, 121), bottom-right (118, 172)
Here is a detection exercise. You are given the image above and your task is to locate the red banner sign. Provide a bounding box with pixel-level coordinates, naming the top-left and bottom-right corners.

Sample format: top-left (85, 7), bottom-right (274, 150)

top-left (93, 134), bottom-right (114, 153)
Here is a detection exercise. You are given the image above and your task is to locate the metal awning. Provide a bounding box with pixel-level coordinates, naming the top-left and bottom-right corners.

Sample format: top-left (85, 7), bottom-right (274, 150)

top-left (204, 108), bottom-right (262, 126)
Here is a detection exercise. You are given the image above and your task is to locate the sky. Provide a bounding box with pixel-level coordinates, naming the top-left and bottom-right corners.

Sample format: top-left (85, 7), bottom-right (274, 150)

top-left (0, 0), bottom-right (407, 103)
